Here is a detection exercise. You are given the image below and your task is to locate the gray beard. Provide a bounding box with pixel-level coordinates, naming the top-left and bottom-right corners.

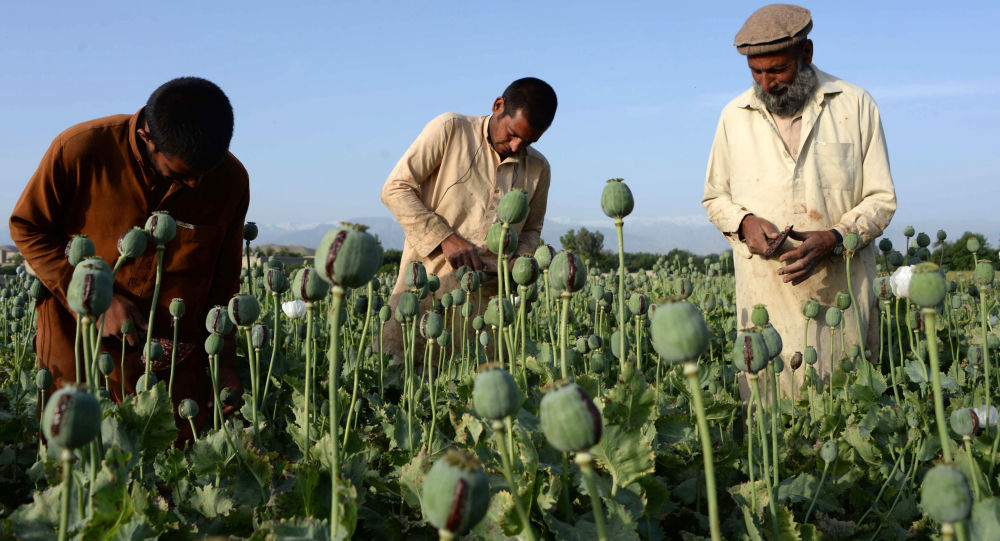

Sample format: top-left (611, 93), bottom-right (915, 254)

top-left (754, 64), bottom-right (819, 117)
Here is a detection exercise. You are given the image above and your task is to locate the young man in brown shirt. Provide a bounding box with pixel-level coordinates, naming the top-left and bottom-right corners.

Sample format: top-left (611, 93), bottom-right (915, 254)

top-left (10, 77), bottom-right (249, 439)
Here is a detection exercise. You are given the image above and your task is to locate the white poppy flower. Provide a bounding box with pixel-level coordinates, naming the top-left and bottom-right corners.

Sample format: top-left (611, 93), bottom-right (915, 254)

top-left (282, 299), bottom-right (307, 319)
top-left (973, 405), bottom-right (999, 428)
top-left (889, 265), bottom-right (913, 298)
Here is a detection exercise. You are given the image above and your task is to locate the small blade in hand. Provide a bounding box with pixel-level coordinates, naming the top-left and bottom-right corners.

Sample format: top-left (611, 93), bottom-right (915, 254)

top-left (764, 225), bottom-right (793, 258)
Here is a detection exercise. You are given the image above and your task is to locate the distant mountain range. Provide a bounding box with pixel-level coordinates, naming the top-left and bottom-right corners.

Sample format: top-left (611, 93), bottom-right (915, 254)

top-left (254, 216), bottom-right (733, 256)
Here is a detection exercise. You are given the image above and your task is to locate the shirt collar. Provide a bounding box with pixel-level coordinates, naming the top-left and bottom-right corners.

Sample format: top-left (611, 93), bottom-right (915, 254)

top-left (737, 65), bottom-right (843, 112)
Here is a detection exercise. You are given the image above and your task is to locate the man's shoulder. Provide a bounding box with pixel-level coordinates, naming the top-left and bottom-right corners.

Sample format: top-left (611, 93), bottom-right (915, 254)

top-left (209, 152), bottom-right (250, 192)
top-left (427, 112), bottom-right (483, 131)
top-left (52, 114), bottom-right (133, 155)
top-left (718, 88), bottom-right (758, 119)
top-left (814, 68), bottom-right (877, 105)
top-left (525, 146), bottom-right (550, 169)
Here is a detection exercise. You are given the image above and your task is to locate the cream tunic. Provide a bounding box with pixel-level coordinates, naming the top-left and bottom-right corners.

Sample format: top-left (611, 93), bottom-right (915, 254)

top-left (702, 67), bottom-right (897, 396)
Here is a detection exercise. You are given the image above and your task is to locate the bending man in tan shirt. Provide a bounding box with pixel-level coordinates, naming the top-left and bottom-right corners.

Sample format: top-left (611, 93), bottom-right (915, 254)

top-left (381, 77), bottom-right (557, 362)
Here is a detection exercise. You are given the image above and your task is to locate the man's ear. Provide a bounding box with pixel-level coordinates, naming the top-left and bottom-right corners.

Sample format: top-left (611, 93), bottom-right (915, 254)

top-left (492, 96), bottom-right (505, 115)
top-left (801, 39), bottom-right (814, 66)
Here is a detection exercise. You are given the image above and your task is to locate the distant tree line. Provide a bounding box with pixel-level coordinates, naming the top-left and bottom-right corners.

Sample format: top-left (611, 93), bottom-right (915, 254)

top-left (557, 227), bottom-right (729, 273)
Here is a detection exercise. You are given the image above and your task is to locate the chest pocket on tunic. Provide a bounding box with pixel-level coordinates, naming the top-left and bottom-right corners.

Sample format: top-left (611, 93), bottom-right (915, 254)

top-left (162, 223), bottom-right (223, 301)
top-left (813, 141), bottom-right (855, 191)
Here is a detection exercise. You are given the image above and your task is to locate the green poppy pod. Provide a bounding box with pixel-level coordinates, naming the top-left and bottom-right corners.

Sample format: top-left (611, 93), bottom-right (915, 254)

top-left (610, 329), bottom-right (630, 360)
top-left (878, 238), bottom-right (893, 253)
top-left (909, 263), bottom-right (947, 308)
top-left (917, 247), bottom-right (931, 261)
top-left (65, 235), bottom-right (96, 266)
top-left (420, 311), bottom-right (444, 339)
top-left (762, 324), bottom-right (783, 359)
top-left (649, 301), bottom-right (710, 365)
top-left (702, 293), bottom-right (717, 312)
top-left (478, 330), bottom-right (490, 348)
top-left (446, 289), bottom-right (464, 307)
top-left (903, 226), bottom-right (915, 238)
top-left (266, 257), bottom-right (284, 270)
top-left (460, 271), bottom-right (480, 293)
top-left (772, 355), bottom-right (785, 373)
top-left (473, 366), bottom-right (520, 420)
top-left (801, 298), bottom-right (820, 318)
top-left (314, 226), bottom-right (382, 288)
top-left (790, 351), bottom-right (803, 370)
top-left (825, 307), bottom-right (842, 327)
top-left (439, 292), bottom-right (453, 309)
top-left (589, 351), bottom-right (607, 372)
top-left (874, 276), bottom-right (893, 300)
top-left (732, 331), bottom-right (769, 373)
top-left (97, 352), bottom-right (114, 376)
top-left (673, 277), bottom-right (693, 299)
top-left (117, 227), bottom-right (148, 258)
top-left (915, 232), bottom-right (930, 248)
top-left (600, 178), bottom-right (634, 219)
top-left (804, 346), bottom-right (818, 365)
top-left (27, 277), bottom-right (49, 300)
top-left (205, 306), bottom-right (234, 336)
top-left (397, 291), bottom-right (419, 319)
top-left (588, 334), bottom-right (603, 351)
top-left (906, 310), bottom-right (922, 331)
top-left (497, 188), bottom-right (529, 224)
top-left (751, 304), bottom-right (769, 327)
top-left (121, 319), bottom-right (133, 335)
top-left (427, 274), bottom-right (440, 293)
top-left (243, 221), bottom-right (258, 241)
top-left (534, 244), bottom-right (555, 270)
top-left (847, 344), bottom-right (860, 359)
top-left (228, 294), bottom-right (261, 327)
top-left (485, 298), bottom-right (514, 327)
top-left (204, 332), bottom-right (224, 356)
top-left (436, 331), bottom-right (451, 347)
top-left (291, 267), bottom-right (331, 302)
top-left (629, 293), bottom-right (650, 315)
top-left (834, 290), bottom-right (852, 310)
top-left (840, 357), bottom-right (854, 372)
top-left (143, 341), bottom-right (163, 364)
top-left (169, 298), bottom-right (185, 318)
top-left (67, 261), bottom-right (114, 316)
top-left (403, 261), bottom-right (428, 290)
top-left (549, 250), bottom-right (588, 294)
top-left (974, 261), bottom-right (995, 287)
top-left (251, 324), bottom-right (269, 349)
top-left (967, 237), bottom-right (981, 253)
top-left (921, 465), bottom-right (972, 524)
top-left (472, 315), bottom-right (484, 331)
top-left (540, 381), bottom-right (603, 452)
top-left (378, 305), bottom-right (391, 323)
top-left (937, 230), bottom-right (947, 242)
top-left (144, 211), bottom-right (177, 244)
top-left (421, 449), bottom-right (491, 535)
top-left (36, 368), bottom-right (53, 390)
top-left (888, 251), bottom-right (904, 266)
top-left (511, 256), bottom-right (539, 286)
top-left (41, 387), bottom-right (101, 450)
top-left (820, 440), bottom-right (838, 463)
top-left (135, 373), bottom-right (157, 393)
top-left (179, 398), bottom-right (199, 420)
top-left (265, 267), bottom-right (289, 294)
top-left (486, 223), bottom-right (517, 256)
top-left (968, 345), bottom-right (984, 365)
top-left (844, 232), bottom-right (861, 251)
top-left (575, 336), bottom-right (590, 354)
top-left (950, 407), bottom-right (978, 437)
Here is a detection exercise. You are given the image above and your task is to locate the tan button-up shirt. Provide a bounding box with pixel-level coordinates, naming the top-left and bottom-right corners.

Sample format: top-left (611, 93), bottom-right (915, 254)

top-left (703, 67), bottom-right (897, 393)
top-left (381, 113), bottom-right (550, 298)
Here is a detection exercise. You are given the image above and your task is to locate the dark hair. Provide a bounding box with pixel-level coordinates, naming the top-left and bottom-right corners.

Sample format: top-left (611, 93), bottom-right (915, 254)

top-left (144, 77), bottom-right (234, 171)
top-left (501, 77), bottom-right (557, 132)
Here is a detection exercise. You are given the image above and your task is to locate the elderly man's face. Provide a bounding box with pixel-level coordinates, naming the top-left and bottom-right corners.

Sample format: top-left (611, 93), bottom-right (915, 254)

top-left (747, 40), bottom-right (814, 95)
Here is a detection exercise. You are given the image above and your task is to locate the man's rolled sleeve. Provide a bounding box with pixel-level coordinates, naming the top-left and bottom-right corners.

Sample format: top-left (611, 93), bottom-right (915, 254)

top-left (381, 114), bottom-right (456, 258)
top-left (702, 116), bottom-right (753, 259)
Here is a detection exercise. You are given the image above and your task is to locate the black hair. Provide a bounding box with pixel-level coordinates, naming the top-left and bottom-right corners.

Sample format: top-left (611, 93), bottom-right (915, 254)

top-left (144, 77), bottom-right (234, 171)
top-left (500, 77), bottom-right (557, 132)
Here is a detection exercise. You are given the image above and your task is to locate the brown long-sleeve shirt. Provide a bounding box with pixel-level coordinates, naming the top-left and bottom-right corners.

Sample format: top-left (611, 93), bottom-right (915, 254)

top-left (10, 109), bottom-right (249, 425)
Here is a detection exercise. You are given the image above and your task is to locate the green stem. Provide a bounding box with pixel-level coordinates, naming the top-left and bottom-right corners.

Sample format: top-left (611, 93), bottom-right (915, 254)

top-left (328, 286), bottom-right (345, 539)
top-left (576, 452), bottom-right (607, 541)
top-left (964, 437), bottom-right (981, 502)
top-left (685, 363), bottom-right (720, 541)
top-left (923, 309), bottom-right (953, 462)
top-left (262, 293), bottom-right (281, 404)
top-left (749, 373), bottom-right (779, 537)
top-left (803, 462), bottom-right (828, 524)
top-left (344, 282), bottom-right (374, 448)
top-left (58, 449), bottom-right (72, 541)
top-left (615, 218), bottom-right (626, 374)
top-left (845, 252), bottom-right (866, 364)
top-left (168, 316), bottom-right (179, 398)
top-left (144, 245), bottom-right (165, 380)
top-left (303, 303), bottom-right (314, 458)
top-left (884, 301), bottom-right (901, 406)
top-left (560, 293), bottom-right (570, 380)
top-left (493, 421), bottom-right (536, 541)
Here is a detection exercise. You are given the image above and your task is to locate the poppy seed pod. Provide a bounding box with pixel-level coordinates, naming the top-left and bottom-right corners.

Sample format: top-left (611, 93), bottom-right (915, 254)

top-left (471, 315), bottom-right (485, 331)
top-left (36, 368), bottom-right (53, 390)
top-left (540, 381), bottom-right (603, 452)
top-left (421, 449), bottom-right (491, 535)
top-left (847, 344), bottom-right (860, 359)
top-left (97, 352), bottom-right (114, 376)
top-left (420, 311), bottom-right (444, 339)
top-left (291, 267), bottom-right (331, 302)
top-left (820, 440), bottom-right (838, 463)
top-left (485, 298), bottom-right (515, 327)
top-left (967, 237), bottom-right (981, 253)
top-left (702, 293), bottom-right (717, 312)
top-left (974, 261), bottom-right (995, 287)
top-left (628, 293), bottom-right (650, 315)
top-left (936, 229), bottom-right (947, 242)
top-left (762, 324), bottom-right (783, 359)
top-left (588, 334), bottom-right (603, 351)
top-left (921, 465), bottom-right (972, 524)
top-left (204, 332), bottom-right (224, 356)
top-left (874, 276), bottom-right (893, 300)
top-left (673, 277), bottom-right (693, 299)
top-left (67, 260), bottom-right (114, 316)
top-left (600, 177), bottom-right (634, 219)
top-left (265, 267), bottom-right (289, 294)
top-left (825, 307), bottom-right (842, 327)
top-left (751, 304), bottom-right (769, 327)
top-left (732, 331), bottom-right (769, 373)
top-left (169, 298), bottom-right (185, 318)
top-left (251, 324), bottom-right (269, 349)
top-left (649, 301), bottom-right (709, 365)
top-left (135, 373), bottom-right (157, 393)
top-left (804, 346), bottom-right (818, 365)
top-left (801, 298), bottom-right (820, 319)
top-left (950, 407), bottom-right (978, 437)
top-left (843, 232), bottom-right (860, 252)
top-left (534, 244), bottom-right (555, 270)
top-left (440, 292), bottom-right (453, 309)
top-left (497, 188), bottom-right (529, 224)
top-left (610, 330), bottom-right (630, 360)
top-left (888, 251), bottom-right (904, 267)
top-left (575, 336), bottom-right (590, 354)
top-left (436, 331), bottom-right (451, 347)
top-left (903, 226), bottom-right (915, 238)
top-left (378, 305), bottom-right (391, 323)
top-left (478, 330), bottom-right (490, 348)
top-left (179, 398), bottom-right (199, 420)
top-left (205, 306), bottom-right (234, 335)
top-left (916, 232), bottom-right (931, 248)
top-left (41, 387), bottom-right (101, 449)
top-left (511, 256), bottom-right (540, 286)
top-left (396, 291), bottom-right (419, 319)
top-left (243, 221), bottom-right (258, 242)
top-left (968, 345), bottom-right (984, 365)
top-left (65, 235), bottom-right (96, 266)
top-left (486, 223), bottom-right (517, 256)
top-left (143, 341), bottom-right (163, 363)
top-left (909, 263), bottom-right (947, 308)
top-left (549, 250), bottom-right (588, 294)
top-left (314, 226), bottom-right (382, 288)
top-left (878, 238), bottom-right (893, 253)
top-left (117, 227), bottom-right (148, 258)
top-left (473, 366), bottom-right (520, 420)
top-left (228, 294), bottom-right (261, 327)
top-left (790, 351), bottom-right (803, 370)
top-left (404, 261), bottom-right (428, 290)
top-left (460, 271), bottom-right (480, 293)
top-left (450, 288), bottom-right (466, 306)
top-left (834, 290), bottom-right (852, 311)
top-left (144, 211), bottom-right (177, 244)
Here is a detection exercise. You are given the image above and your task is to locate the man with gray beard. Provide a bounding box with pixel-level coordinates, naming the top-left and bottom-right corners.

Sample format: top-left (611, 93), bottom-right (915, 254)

top-left (702, 4), bottom-right (897, 401)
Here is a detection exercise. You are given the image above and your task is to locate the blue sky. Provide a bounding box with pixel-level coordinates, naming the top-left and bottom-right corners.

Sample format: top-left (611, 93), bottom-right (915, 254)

top-left (3, 1), bottom-right (999, 248)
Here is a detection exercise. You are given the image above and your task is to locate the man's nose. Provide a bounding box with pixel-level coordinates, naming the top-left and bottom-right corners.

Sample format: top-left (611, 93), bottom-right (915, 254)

top-left (761, 74), bottom-right (776, 92)
top-left (509, 139), bottom-right (523, 153)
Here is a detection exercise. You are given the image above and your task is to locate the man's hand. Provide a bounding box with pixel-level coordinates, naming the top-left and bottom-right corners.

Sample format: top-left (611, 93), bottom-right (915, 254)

top-left (739, 214), bottom-right (781, 257)
top-left (441, 233), bottom-right (485, 271)
top-left (777, 230), bottom-right (838, 285)
top-left (101, 295), bottom-right (147, 346)
top-left (216, 360), bottom-right (244, 416)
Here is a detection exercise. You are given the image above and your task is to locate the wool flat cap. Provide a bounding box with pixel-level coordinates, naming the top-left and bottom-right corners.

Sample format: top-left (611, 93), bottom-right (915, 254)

top-left (734, 4), bottom-right (812, 56)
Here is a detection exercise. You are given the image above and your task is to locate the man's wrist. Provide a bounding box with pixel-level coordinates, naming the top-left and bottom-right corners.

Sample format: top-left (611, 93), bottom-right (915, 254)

top-left (829, 229), bottom-right (844, 256)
